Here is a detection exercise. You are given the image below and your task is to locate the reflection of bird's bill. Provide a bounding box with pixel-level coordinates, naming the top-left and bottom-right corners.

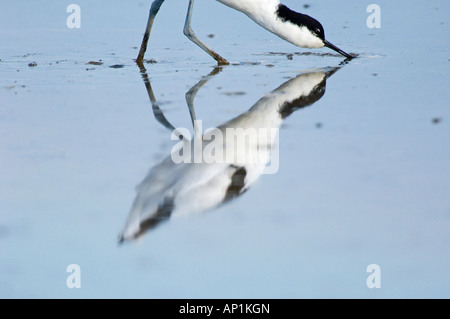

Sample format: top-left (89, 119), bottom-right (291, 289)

top-left (324, 40), bottom-right (354, 59)
top-left (324, 66), bottom-right (340, 79)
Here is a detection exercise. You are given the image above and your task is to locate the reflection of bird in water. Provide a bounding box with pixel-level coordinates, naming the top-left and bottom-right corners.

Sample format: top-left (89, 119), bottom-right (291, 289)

top-left (118, 66), bottom-right (339, 243)
top-left (136, 0), bottom-right (354, 65)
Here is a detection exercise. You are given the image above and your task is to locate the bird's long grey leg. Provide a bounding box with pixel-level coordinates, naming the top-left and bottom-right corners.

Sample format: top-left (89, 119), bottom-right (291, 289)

top-left (136, 0), bottom-right (166, 63)
top-left (137, 62), bottom-right (186, 139)
top-left (183, 0), bottom-right (230, 66)
top-left (185, 67), bottom-right (223, 136)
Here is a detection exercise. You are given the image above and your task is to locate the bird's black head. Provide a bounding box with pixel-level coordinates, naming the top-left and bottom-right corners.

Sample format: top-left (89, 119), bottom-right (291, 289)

top-left (276, 4), bottom-right (325, 41)
top-left (276, 4), bottom-right (354, 59)
top-left (303, 15), bottom-right (325, 41)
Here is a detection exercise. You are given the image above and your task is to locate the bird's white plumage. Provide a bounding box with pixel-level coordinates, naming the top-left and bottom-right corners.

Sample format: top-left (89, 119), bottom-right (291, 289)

top-left (136, 0), bottom-right (353, 64)
top-left (119, 69), bottom-right (330, 242)
top-left (217, 0), bottom-right (324, 48)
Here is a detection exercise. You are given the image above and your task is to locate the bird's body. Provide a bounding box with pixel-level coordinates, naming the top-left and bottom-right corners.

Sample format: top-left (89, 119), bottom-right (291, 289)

top-left (136, 0), bottom-right (353, 64)
top-left (217, 0), bottom-right (324, 48)
top-left (119, 67), bottom-right (338, 242)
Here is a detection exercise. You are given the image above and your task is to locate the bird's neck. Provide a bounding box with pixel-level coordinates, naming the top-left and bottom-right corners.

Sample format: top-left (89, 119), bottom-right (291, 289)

top-left (217, 0), bottom-right (281, 16)
top-left (218, 0), bottom-right (323, 49)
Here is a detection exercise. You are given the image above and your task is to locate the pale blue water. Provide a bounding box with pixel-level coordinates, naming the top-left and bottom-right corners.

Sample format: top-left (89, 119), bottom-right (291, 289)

top-left (1, 0), bottom-right (449, 298)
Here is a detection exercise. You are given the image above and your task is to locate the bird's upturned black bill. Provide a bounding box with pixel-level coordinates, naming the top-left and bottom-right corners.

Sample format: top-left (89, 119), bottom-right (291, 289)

top-left (324, 40), bottom-right (354, 59)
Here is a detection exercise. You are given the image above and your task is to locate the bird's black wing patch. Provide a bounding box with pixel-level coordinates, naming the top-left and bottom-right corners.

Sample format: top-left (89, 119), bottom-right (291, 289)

top-left (223, 166), bottom-right (247, 203)
top-left (121, 197), bottom-right (174, 242)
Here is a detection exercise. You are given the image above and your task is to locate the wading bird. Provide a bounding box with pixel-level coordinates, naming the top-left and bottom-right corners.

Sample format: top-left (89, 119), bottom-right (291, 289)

top-left (118, 65), bottom-right (340, 243)
top-left (136, 0), bottom-right (354, 65)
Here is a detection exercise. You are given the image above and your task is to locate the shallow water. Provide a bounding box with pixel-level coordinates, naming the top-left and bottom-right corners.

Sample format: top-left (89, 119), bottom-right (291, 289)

top-left (1, 0), bottom-right (449, 298)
